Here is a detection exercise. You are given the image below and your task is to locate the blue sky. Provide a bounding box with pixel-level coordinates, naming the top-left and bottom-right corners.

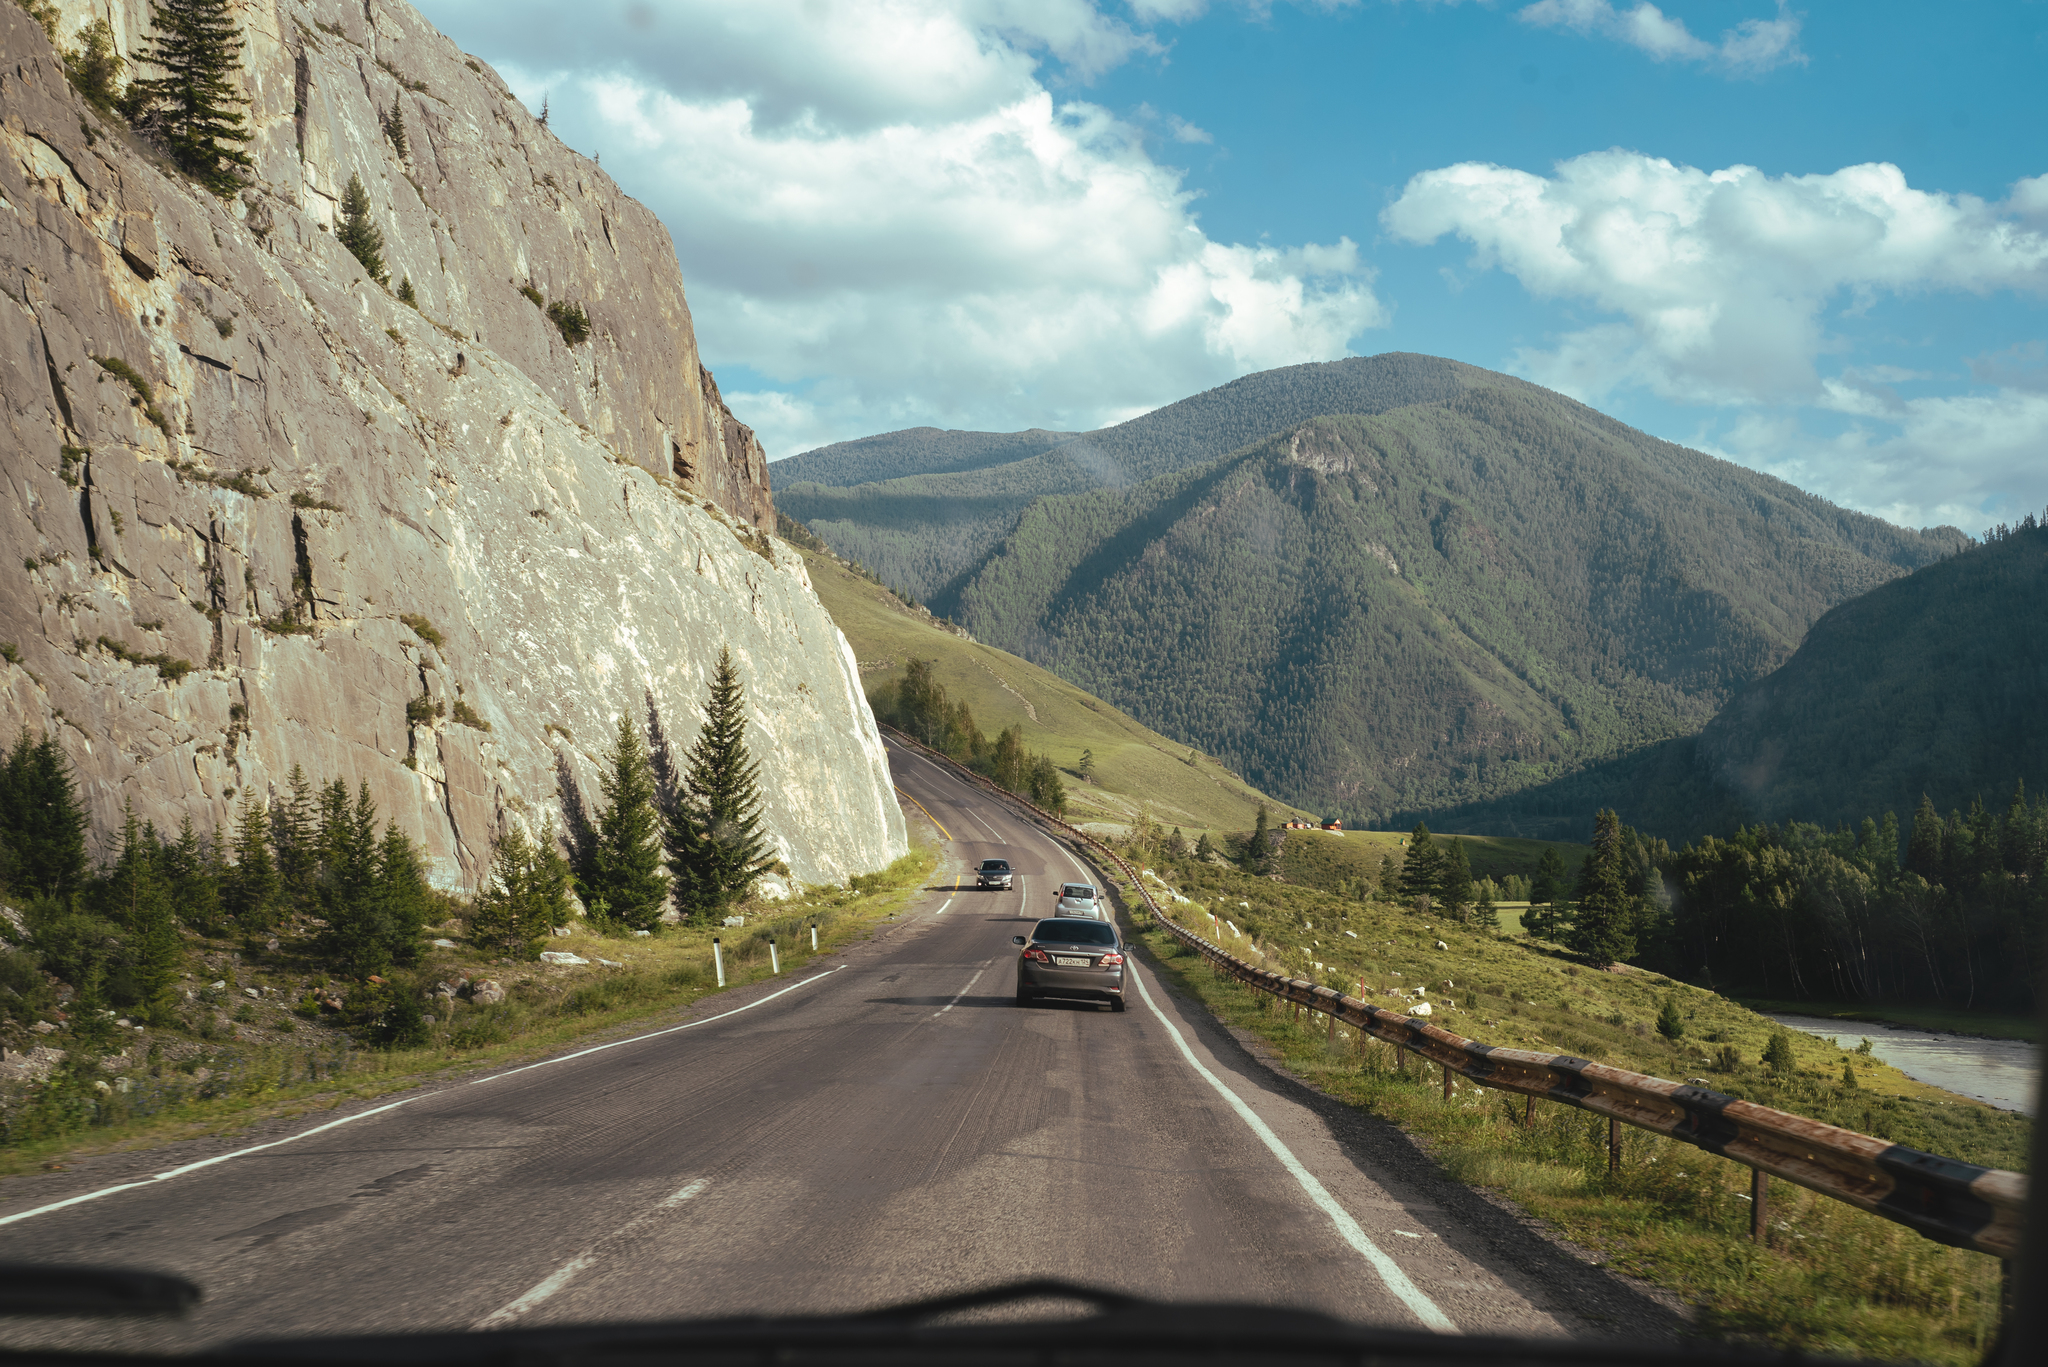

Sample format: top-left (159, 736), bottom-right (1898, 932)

top-left (414, 1), bottom-right (2048, 532)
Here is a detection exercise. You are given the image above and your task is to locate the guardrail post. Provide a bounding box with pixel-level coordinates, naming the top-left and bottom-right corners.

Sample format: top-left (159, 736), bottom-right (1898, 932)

top-left (713, 937), bottom-right (725, 988)
top-left (1397, 1045), bottom-right (1407, 1075)
top-left (1326, 1012), bottom-right (1337, 1046)
top-left (1608, 1117), bottom-right (1620, 1175)
top-left (1525, 1095), bottom-right (1535, 1127)
top-left (1443, 1062), bottom-right (1453, 1100)
top-left (1750, 1167), bottom-right (1769, 1245)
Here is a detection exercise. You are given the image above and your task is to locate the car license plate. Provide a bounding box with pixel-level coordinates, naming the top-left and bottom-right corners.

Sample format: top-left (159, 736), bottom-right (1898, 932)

top-left (1053, 956), bottom-right (1089, 967)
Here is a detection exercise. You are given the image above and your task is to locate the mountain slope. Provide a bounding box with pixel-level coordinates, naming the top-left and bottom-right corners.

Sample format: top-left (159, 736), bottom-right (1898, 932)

top-left (0, 0), bottom-right (902, 885)
top-left (769, 427), bottom-right (1077, 487)
top-left (950, 388), bottom-right (1965, 827)
top-left (1694, 520), bottom-right (2048, 826)
top-left (776, 353), bottom-right (1518, 604)
top-left (797, 550), bottom-right (1309, 835)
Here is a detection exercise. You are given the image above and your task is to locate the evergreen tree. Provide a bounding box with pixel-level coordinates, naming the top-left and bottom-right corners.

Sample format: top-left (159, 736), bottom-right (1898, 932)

top-left (1906, 793), bottom-right (1944, 879)
top-left (1195, 831), bottom-right (1217, 862)
top-left (1439, 839), bottom-right (1474, 920)
top-left (104, 805), bottom-right (182, 1023)
top-left (989, 725), bottom-right (1027, 794)
top-left (471, 823), bottom-right (572, 958)
top-left (1524, 845), bottom-right (1570, 938)
top-left (1027, 753), bottom-right (1066, 815)
top-left (1078, 748), bottom-right (1094, 781)
top-left (336, 174), bottom-right (387, 284)
top-left (1240, 804), bottom-right (1271, 873)
top-left (64, 18), bottom-right (125, 115)
top-left (372, 819), bottom-right (430, 963)
top-left (0, 729), bottom-right (88, 898)
top-left (316, 782), bottom-right (386, 977)
top-left (125, 0), bottom-right (253, 196)
top-left (162, 813), bottom-right (222, 933)
top-left (1655, 995), bottom-right (1685, 1040)
top-left (1473, 875), bottom-right (1499, 931)
top-left (383, 92), bottom-right (408, 158)
top-left (271, 765), bottom-right (318, 912)
top-left (1762, 1028), bottom-right (1797, 1076)
top-left (1396, 822), bottom-right (1442, 903)
top-left (589, 713), bottom-right (670, 929)
top-left (674, 649), bottom-right (772, 915)
top-left (221, 796), bottom-right (277, 927)
top-left (1567, 809), bottom-right (1638, 968)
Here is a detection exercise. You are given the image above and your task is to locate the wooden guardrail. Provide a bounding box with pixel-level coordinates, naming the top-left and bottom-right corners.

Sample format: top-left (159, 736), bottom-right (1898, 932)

top-left (881, 724), bottom-right (2028, 1261)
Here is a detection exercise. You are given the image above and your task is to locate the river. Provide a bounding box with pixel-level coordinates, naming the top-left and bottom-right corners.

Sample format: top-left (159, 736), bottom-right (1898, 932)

top-left (1768, 1013), bottom-right (2039, 1116)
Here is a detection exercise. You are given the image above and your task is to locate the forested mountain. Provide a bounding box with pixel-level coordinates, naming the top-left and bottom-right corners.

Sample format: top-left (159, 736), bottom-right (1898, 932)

top-left (1693, 518), bottom-right (2048, 826)
top-left (948, 386), bottom-right (1965, 829)
top-left (776, 353), bottom-right (1516, 604)
top-left (768, 427), bottom-right (1077, 488)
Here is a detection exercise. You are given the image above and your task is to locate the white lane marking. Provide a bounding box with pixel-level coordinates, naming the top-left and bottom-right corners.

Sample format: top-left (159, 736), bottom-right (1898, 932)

top-left (471, 968), bottom-right (842, 1086)
top-left (474, 1178), bottom-right (709, 1330)
top-left (934, 897), bottom-right (954, 916)
top-left (934, 965), bottom-right (990, 1017)
top-left (1128, 965), bottom-right (1457, 1332)
top-left (0, 973), bottom-right (839, 1231)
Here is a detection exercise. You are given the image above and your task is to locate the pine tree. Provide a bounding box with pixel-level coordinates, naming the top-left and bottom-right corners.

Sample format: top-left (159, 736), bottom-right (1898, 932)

top-left (0, 729), bottom-right (88, 898)
top-left (1567, 809), bottom-right (1638, 968)
top-left (472, 823), bottom-right (572, 958)
top-left (1240, 804), bottom-right (1271, 873)
top-left (1656, 995), bottom-right (1685, 1040)
top-left (1078, 748), bottom-right (1094, 782)
top-left (1762, 1028), bottom-right (1797, 1076)
top-left (372, 820), bottom-right (429, 965)
top-left (673, 649), bottom-right (772, 915)
top-left (1524, 845), bottom-right (1570, 938)
top-left (125, 0), bottom-right (253, 196)
top-left (1906, 794), bottom-right (1944, 879)
top-left (105, 804), bottom-right (182, 1023)
top-left (383, 92), bottom-right (408, 159)
top-left (1473, 875), bottom-right (1499, 932)
top-left (1396, 822), bottom-right (1442, 904)
top-left (1027, 753), bottom-right (1066, 815)
top-left (1439, 839), bottom-right (1474, 920)
top-left (64, 18), bottom-right (125, 115)
top-left (316, 782), bottom-right (388, 977)
top-left (162, 813), bottom-right (222, 933)
top-left (1195, 831), bottom-right (1218, 862)
top-left (989, 725), bottom-right (1026, 794)
top-left (589, 713), bottom-right (670, 929)
top-left (336, 174), bottom-right (387, 284)
top-left (221, 796), bottom-right (277, 927)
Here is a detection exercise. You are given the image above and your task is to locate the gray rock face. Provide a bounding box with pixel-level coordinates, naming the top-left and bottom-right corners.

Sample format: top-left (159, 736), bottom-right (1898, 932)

top-left (0, 1), bottom-right (906, 887)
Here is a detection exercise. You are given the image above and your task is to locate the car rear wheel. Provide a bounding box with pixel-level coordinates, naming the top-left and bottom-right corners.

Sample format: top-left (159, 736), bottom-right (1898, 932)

top-left (1110, 997), bottom-right (1126, 1013)
top-left (1015, 985), bottom-right (1033, 1006)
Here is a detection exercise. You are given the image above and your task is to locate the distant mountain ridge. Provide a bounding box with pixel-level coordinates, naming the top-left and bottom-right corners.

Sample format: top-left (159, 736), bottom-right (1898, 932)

top-left (940, 377), bottom-right (1965, 828)
top-left (775, 354), bottom-right (1521, 605)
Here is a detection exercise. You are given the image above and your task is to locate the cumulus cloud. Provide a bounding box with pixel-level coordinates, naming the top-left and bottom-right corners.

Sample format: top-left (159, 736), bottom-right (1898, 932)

top-left (1515, 0), bottom-right (1806, 75)
top-left (416, 0), bottom-right (1382, 456)
top-left (1382, 151), bottom-right (2048, 405)
top-left (1710, 387), bottom-right (2048, 532)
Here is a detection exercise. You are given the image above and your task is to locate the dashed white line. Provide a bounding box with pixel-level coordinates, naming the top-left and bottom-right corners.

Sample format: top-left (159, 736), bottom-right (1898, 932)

top-left (934, 965), bottom-right (990, 1017)
top-left (474, 1178), bottom-right (710, 1329)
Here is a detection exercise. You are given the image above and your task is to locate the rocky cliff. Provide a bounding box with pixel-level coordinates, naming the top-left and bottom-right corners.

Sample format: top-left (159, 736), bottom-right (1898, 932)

top-left (0, 0), bottom-right (906, 888)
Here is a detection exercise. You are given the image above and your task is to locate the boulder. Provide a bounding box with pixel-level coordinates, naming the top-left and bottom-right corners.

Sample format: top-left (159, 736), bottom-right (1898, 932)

top-left (470, 980), bottom-right (506, 1005)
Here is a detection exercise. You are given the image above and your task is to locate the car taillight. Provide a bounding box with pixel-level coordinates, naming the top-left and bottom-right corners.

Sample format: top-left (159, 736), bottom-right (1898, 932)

top-left (1022, 947), bottom-right (1050, 962)
top-left (1099, 952), bottom-right (1123, 967)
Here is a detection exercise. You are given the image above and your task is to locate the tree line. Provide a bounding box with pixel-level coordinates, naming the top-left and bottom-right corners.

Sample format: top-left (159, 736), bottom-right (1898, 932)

top-left (0, 648), bottom-right (778, 1028)
top-left (868, 659), bottom-right (1068, 815)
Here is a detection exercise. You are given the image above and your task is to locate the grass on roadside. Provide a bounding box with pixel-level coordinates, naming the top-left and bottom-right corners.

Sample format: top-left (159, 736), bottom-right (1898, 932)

top-left (0, 850), bottom-right (937, 1178)
top-left (1093, 854), bottom-right (2024, 1366)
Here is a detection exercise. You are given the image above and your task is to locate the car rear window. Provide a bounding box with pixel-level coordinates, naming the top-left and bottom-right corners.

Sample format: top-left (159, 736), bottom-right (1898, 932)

top-left (1060, 885), bottom-right (1095, 898)
top-left (981, 860), bottom-right (1009, 870)
top-left (1034, 920), bottom-right (1116, 945)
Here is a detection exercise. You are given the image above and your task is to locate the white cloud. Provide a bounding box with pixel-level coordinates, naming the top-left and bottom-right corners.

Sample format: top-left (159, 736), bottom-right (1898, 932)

top-left (1710, 388), bottom-right (2048, 532)
top-left (1382, 151), bottom-right (2048, 405)
top-left (1515, 0), bottom-right (1806, 76)
top-left (426, 1), bottom-right (1383, 456)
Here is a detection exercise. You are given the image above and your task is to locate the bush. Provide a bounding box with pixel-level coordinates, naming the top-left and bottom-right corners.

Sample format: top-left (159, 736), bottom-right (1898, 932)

top-left (546, 299), bottom-right (590, 347)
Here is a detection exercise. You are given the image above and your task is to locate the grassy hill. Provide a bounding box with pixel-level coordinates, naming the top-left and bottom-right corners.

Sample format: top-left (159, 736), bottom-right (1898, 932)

top-left (769, 426), bottom-right (1078, 488)
top-left (798, 547), bottom-right (1315, 836)
top-left (948, 388), bottom-right (1965, 830)
top-left (777, 353), bottom-right (1514, 606)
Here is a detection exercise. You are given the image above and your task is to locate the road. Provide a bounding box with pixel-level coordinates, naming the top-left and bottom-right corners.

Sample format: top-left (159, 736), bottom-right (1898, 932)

top-left (0, 738), bottom-right (1683, 1351)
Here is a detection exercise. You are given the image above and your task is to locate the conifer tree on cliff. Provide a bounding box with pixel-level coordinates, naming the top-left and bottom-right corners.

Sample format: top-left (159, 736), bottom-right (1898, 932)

top-left (585, 714), bottom-right (670, 931)
top-left (671, 647), bottom-right (773, 916)
top-left (126, 0), bottom-right (253, 197)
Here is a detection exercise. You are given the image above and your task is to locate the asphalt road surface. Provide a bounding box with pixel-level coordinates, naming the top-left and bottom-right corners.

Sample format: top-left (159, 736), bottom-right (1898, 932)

top-left (0, 737), bottom-right (1684, 1351)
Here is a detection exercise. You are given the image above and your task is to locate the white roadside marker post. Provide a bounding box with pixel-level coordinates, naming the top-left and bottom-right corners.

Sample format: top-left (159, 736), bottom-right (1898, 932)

top-left (811, 925), bottom-right (818, 952)
top-left (770, 938), bottom-right (780, 975)
top-left (713, 937), bottom-right (725, 988)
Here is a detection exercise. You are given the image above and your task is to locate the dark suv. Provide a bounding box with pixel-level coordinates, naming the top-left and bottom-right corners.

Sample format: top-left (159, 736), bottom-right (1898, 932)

top-left (1013, 918), bottom-right (1126, 1011)
top-left (977, 858), bottom-right (1012, 890)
